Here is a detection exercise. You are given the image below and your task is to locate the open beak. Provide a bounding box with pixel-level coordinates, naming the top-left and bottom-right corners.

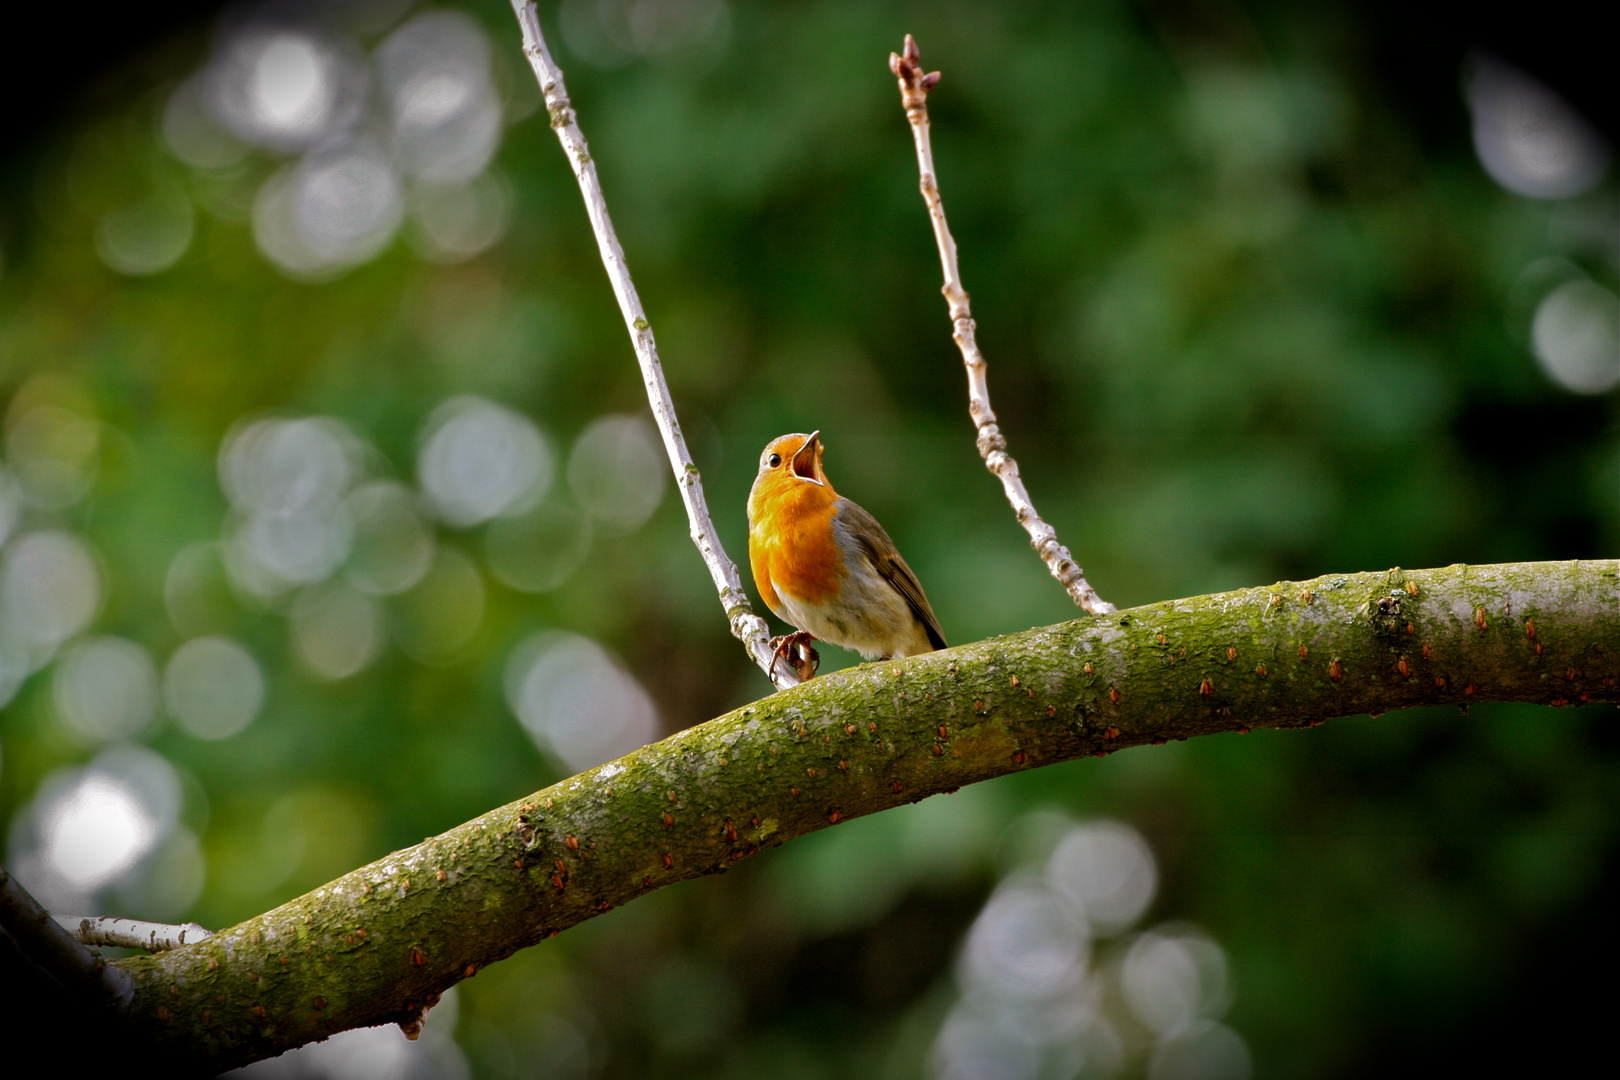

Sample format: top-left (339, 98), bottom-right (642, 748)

top-left (791, 431), bottom-right (822, 485)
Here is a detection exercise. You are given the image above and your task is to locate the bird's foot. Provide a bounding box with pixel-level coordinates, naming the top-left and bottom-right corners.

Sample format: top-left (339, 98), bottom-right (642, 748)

top-left (770, 631), bottom-right (820, 681)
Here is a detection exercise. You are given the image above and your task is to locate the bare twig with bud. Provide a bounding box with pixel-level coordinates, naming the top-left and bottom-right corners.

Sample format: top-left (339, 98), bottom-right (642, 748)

top-left (508, 1), bottom-right (799, 687)
top-left (890, 35), bottom-right (1114, 615)
top-left (51, 914), bottom-right (213, 953)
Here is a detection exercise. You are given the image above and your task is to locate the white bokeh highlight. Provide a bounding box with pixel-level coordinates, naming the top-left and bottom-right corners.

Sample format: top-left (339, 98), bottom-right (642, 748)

top-left (53, 636), bottom-right (161, 743)
top-left (505, 631), bottom-right (660, 772)
top-left (1122, 927), bottom-right (1232, 1036)
top-left (219, 415), bottom-right (364, 596)
top-left (567, 414), bottom-right (666, 534)
top-left (377, 9), bottom-right (502, 184)
top-left (1531, 277), bottom-right (1620, 395)
top-left (961, 883), bottom-right (1088, 1003)
top-left (1468, 55), bottom-right (1610, 200)
top-left (418, 397), bottom-right (552, 527)
top-left (0, 530), bottom-right (102, 655)
top-left (173, 6), bottom-right (507, 280)
top-left (934, 817), bottom-right (1250, 1080)
top-left (7, 745), bottom-right (184, 914)
top-left (207, 26), bottom-right (364, 153)
top-left (45, 773), bottom-right (159, 892)
top-left (254, 147), bottom-right (406, 278)
top-left (1046, 819), bottom-right (1159, 935)
top-left (291, 580), bottom-right (385, 680)
top-left (165, 636), bottom-right (266, 740)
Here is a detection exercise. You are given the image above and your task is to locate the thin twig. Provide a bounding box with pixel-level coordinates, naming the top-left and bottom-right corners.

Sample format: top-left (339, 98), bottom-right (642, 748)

top-left (0, 865), bottom-right (134, 1009)
top-left (507, 1), bottom-right (799, 688)
top-left (51, 914), bottom-right (213, 954)
top-left (890, 35), bottom-right (1114, 615)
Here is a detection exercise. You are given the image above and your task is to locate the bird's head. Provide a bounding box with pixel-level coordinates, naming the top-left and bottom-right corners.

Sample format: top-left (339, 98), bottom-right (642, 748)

top-left (749, 431), bottom-right (832, 518)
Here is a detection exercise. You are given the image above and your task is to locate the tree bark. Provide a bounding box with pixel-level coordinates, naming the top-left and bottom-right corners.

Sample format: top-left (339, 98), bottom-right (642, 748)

top-left (109, 560), bottom-right (1617, 1070)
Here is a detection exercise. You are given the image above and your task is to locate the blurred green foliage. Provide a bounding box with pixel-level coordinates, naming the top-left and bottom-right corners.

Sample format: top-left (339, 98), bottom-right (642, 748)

top-left (0, 0), bottom-right (1615, 1076)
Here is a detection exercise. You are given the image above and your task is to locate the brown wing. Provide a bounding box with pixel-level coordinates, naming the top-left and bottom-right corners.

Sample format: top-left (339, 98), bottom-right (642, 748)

top-left (836, 499), bottom-right (947, 650)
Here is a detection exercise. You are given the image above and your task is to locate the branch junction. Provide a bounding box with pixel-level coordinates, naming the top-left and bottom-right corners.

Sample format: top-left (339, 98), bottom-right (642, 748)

top-left (104, 560), bottom-right (1617, 1070)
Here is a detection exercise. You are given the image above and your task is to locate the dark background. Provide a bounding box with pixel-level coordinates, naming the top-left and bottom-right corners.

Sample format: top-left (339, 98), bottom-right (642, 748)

top-left (1, 1), bottom-right (1615, 1075)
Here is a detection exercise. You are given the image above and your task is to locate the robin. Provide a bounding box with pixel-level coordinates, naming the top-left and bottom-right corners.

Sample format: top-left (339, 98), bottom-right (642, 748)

top-left (748, 431), bottom-right (946, 679)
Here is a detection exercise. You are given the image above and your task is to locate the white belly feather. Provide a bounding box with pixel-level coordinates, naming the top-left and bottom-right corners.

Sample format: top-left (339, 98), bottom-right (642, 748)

top-left (771, 561), bottom-right (934, 661)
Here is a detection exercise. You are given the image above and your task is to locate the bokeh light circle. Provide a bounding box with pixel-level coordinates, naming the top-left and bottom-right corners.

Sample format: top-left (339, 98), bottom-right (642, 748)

top-left (960, 883), bottom-right (1087, 1003)
top-left (0, 530), bottom-right (102, 653)
top-left (254, 147), bottom-right (406, 278)
top-left (1468, 55), bottom-right (1611, 200)
top-left (1531, 278), bottom-right (1620, 395)
top-left (164, 636), bottom-right (265, 740)
top-left (1045, 820), bottom-right (1159, 935)
top-left (207, 25), bottom-right (363, 152)
top-left (291, 580), bottom-right (385, 679)
top-left (53, 636), bottom-right (161, 743)
top-left (505, 631), bottom-right (660, 772)
top-left (567, 414), bottom-right (666, 534)
top-left (377, 8), bottom-right (502, 184)
top-left (418, 396), bottom-right (553, 527)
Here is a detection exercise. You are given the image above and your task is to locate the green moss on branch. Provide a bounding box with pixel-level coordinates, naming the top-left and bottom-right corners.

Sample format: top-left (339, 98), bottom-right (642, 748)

top-left (117, 560), bottom-right (1619, 1070)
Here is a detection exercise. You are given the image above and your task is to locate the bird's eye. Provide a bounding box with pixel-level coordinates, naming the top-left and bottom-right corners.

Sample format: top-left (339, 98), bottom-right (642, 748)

top-left (768, 453), bottom-right (782, 468)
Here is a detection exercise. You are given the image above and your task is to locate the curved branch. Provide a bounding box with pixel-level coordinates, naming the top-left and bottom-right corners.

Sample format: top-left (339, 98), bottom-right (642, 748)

top-left (109, 560), bottom-right (1617, 1070)
top-left (507, 1), bottom-right (798, 689)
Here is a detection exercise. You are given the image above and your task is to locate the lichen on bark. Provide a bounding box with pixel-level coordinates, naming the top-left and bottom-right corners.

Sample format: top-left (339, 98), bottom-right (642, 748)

top-left (116, 560), bottom-right (1618, 1071)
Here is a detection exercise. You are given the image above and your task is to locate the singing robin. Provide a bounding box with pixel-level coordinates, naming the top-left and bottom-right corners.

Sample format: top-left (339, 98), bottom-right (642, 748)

top-left (748, 432), bottom-right (946, 676)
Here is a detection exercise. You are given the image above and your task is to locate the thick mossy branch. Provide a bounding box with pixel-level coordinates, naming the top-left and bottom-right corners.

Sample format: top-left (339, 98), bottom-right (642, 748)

top-left (117, 561), bottom-right (1617, 1070)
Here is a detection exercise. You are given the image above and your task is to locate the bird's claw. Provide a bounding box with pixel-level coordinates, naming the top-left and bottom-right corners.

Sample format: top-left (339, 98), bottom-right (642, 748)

top-left (770, 632), bottom-right (820, 681)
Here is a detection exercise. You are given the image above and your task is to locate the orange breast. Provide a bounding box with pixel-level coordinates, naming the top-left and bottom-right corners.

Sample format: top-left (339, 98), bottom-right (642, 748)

top-left (749, 479), bottom-right (843, 612)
